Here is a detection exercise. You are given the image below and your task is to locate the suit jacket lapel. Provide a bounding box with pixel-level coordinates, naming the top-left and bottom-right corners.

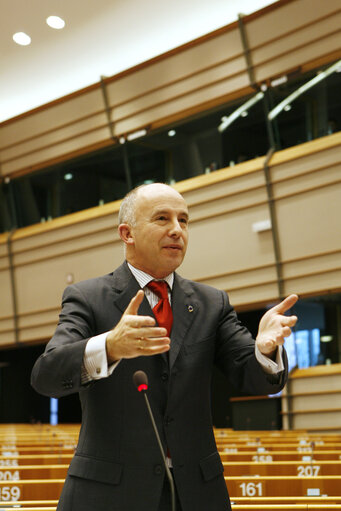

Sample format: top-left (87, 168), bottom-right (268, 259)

top-left (111, 262), bottom-right (152, 316)
top-left (169, 273), bottom-right (199, 370)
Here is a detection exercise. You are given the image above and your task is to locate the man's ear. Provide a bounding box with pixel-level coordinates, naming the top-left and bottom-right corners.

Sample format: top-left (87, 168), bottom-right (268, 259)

top-left (118, 224), bottom-right (134, 245)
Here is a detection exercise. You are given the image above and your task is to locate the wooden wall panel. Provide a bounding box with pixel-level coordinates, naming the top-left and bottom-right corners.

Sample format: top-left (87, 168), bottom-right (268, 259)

top-left (283, 251), bottom-right (341, 280)
top-left (270, 134), bottom-right (341, 296)
top-left (11, 235), bottom-right (122, 344)
top-left (11, 201), bottom-right (120, 250)
top-left (292, 410), bottom-right (341, 430)
top-left (1, 125), bottom-right (112, 176)
top-left (248, 0), bottom-right (341, 82)
top-left (0, 88), bottom-right (104, 143)
top-left (282, 364), bottom-right (341, 432)
top-left (254, 33), bottom-right (341, 84)
top-left (181, 204), bottom-right (275, 278)
top-left (0, 237), bottom-right (16, 346)
top-left (247, 0), bottom-right (340, 49)
top-left (284, 269), bottom-right (341, 298)
top-left (2, 112), bottom-right (108, 164)
top-left (106, 29), bottom-right (243, 106)
top-left (113, 73), bottom-right (250, 135)
top-left (276, 183), bottom-right (341, 258)
top-left (0, 88), bottom-right (108, 176)
top-left (251, 16), bottom-right (341, 68)
top-left (112, 60), bottom-right (247, 125)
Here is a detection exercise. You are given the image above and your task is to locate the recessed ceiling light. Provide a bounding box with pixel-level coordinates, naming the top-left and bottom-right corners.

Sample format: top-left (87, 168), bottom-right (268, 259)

top-left (13, 32), bottom-right (31, 46)
top-left (46, 16), bottom-right (65, 29)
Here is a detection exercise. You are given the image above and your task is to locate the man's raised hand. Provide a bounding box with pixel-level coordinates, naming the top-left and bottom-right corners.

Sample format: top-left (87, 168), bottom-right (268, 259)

top-left (256, 294), bottom-right (298, 357)
top-left (106, 290), bottom-right (170, 364)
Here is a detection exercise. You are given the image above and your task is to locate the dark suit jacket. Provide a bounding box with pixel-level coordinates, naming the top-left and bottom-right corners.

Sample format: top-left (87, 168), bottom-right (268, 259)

top-left (31, 262), bottom-right (287, 511)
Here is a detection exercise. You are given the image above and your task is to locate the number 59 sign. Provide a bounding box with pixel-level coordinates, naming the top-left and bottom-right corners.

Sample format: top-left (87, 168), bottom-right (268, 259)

top-left (0, 485), bottom-right (21, 501)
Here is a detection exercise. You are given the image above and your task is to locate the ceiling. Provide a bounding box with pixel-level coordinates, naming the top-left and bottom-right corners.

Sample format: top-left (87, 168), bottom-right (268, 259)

top-left (0, 0), bottom-right (278, 123)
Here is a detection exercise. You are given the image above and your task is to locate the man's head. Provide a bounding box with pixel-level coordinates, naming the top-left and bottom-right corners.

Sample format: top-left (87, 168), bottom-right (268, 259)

top-left (118, 183), bottom-right (189, 279)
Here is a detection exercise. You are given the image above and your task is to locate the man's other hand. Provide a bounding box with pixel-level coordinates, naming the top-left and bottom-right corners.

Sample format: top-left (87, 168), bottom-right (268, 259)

top-left (256, 294), bottom-right (298, 358)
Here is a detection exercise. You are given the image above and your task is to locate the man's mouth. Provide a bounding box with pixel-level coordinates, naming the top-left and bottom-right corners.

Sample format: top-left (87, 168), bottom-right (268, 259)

top-left (163, 245), bottom-right (182, 250)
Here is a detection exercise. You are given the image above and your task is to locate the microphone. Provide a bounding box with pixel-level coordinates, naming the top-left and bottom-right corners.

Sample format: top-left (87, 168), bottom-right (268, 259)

top-left (133, 370), bottom-right (176, 511)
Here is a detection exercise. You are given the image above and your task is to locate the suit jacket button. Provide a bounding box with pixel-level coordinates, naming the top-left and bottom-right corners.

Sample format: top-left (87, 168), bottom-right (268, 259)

top-left (165, 416), bottom-right (173, 426)
top-left (161, 372), bottom-right (168, 382)
top-left (154, 465), bottom-right (163, 475)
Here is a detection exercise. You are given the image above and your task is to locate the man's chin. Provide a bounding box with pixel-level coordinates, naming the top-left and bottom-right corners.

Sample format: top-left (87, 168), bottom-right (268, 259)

top-left (162, 255), bottom-right (184, 273)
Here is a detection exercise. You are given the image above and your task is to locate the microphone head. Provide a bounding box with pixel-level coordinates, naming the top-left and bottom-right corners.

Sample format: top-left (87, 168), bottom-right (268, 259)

top-left (133, 370), bottom-right (148, 392)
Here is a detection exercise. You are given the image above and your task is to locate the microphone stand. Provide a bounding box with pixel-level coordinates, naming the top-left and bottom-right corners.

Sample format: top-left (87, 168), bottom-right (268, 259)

top-left (133, 370), bottom-right (176, 511)
top-left (143, 392), bottom-right (176, 511)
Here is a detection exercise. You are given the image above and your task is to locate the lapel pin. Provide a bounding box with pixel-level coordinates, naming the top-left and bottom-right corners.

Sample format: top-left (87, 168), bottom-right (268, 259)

top-left (187, 305), bottom-right (194, 312)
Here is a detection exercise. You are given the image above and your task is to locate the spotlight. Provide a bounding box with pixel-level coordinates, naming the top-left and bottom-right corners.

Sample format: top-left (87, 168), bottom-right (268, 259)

top-left (46, 16), bottom-right (66, 29)
top-left (13, 32), bottom-right (31, 46)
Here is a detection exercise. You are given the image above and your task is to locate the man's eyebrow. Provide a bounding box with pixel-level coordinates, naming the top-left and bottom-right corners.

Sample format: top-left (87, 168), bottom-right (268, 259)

top-left (152, 208), bottom-right (189, 218)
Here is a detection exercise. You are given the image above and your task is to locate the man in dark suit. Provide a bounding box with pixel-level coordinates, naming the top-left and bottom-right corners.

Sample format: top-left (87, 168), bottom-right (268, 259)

top-left (31, 183), bottom-right (298, 511)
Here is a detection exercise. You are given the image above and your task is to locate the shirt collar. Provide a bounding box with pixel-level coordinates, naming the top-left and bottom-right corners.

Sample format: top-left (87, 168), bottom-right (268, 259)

top-left (127, 262), bottom-right (174, 290)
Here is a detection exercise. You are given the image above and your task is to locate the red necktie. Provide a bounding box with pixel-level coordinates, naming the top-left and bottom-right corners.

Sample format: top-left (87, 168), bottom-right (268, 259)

top-left (147, 280), bottom-right (173, 337)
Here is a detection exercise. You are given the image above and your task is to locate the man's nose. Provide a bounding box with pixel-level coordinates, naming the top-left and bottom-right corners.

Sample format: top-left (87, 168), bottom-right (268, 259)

top-left (169, 219), bottom-right (182, 236)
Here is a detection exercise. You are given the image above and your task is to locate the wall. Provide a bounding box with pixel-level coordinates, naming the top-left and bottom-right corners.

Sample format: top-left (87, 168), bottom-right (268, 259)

top-left (282, 363), bottom-right (341, 432)
top-left (1, 131), bottom-right (340, 348)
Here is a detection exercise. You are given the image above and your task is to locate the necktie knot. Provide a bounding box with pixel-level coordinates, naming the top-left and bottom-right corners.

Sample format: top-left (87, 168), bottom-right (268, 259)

top-left (147, 280), bottom-right (169, 300)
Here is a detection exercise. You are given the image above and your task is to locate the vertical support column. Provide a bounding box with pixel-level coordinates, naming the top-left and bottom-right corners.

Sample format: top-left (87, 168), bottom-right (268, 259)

top-left (335, 304), bottom-right (341, 364)
top-left (100, 76), bottom-right (115, 141)
top-left (4, 178), bottom-right (18, 230)
top-left (237, 13), bottom-right (255, 87)
top-left (6, 230), bottom-right (19, 344)
top-left (262, 148), bottom-right (284, 300)
top-left (238, 14), bottom-right (278, 153)
top-left (100, 77), bottom-right (132, 192)
top-left (281, 379), bottom-right (293, 430)
top-left (262, 89), bottom-right (277, 149)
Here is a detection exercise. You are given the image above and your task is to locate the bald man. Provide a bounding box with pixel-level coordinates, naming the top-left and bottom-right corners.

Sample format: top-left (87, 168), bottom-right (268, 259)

top-left (31, 183), bottom-right (297, 511)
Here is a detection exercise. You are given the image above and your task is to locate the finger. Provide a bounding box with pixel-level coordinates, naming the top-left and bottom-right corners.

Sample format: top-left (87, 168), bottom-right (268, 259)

top-left (137, 339), bottom-right (170, 355)
top-left (126, 315), bottom-right (156, 328)
top-left (281, 326), bottom-right (292, 337)
top-left (281, 315), bottom-right (298, 328)
top-left (136, 327), bottom-right (168, 339)
top-left (141, 345), bottom-right (170, 355)
top-left (275, 335), bottom-right (285, 346)
top-left (272, 294), bottom-right (298, 314)
top-left (124, 290), bottom-right (145, 316)
top-left (139, 337), bottom-right (170, 348)
top-left (258, 338), bottom-right (278, 353)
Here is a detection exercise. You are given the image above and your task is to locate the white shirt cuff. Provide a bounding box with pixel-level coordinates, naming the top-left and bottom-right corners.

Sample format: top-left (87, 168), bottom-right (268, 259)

top-left (255, 344), bottom-right (284, 374)
top-left (82, 332), bottom-right (120, 382)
